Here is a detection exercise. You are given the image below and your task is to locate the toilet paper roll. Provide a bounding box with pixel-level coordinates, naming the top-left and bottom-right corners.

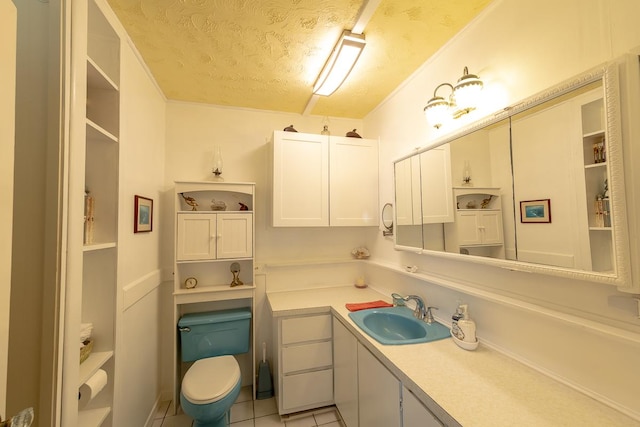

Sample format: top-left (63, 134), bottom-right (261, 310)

top-left (79, 369), bottom-right (107, 408)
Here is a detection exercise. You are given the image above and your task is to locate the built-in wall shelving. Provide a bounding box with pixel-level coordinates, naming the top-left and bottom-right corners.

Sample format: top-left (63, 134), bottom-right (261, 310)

top-left (64, 1), bottom-right (121, 426)
top-left (581, 90), bottom-right (614, 273)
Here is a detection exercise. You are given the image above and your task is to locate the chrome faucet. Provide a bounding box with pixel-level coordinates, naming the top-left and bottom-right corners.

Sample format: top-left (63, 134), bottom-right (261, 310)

top-left (398, 294), bottom-right (427, 320)
top-left (392, 293), bottom-right (438, 323)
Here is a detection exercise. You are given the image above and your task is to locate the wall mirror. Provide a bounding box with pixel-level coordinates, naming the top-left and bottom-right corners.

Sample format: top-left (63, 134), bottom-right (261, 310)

top-left (394, 61), bottom-right (635, 290)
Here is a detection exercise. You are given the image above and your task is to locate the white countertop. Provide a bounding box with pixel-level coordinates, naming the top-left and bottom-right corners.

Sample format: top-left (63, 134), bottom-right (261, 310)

top-left (267, 285), bottom-right (639, 427)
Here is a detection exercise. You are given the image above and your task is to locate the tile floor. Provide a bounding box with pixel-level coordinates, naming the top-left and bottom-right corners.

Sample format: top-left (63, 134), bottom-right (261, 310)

top-left (152, 386), bottom-right (344, 427)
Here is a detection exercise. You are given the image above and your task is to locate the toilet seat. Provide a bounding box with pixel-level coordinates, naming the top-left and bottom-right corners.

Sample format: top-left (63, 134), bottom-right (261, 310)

top-left (182, 355), bottom-right (240, 405)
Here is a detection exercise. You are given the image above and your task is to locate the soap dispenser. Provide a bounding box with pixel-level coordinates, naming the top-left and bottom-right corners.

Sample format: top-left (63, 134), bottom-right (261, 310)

top-left (457, 304), bottom-right (477, 344)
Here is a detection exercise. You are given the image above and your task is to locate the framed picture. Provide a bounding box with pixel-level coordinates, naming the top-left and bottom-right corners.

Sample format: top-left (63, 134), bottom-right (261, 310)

top-left (520, 199), bottom-right (551, 223)
top-left (134, 195), bottom-right (153, 233)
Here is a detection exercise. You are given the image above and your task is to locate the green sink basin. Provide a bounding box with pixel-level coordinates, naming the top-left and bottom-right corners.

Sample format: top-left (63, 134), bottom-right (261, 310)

top-left (348, 306), bottom-right (450, 345)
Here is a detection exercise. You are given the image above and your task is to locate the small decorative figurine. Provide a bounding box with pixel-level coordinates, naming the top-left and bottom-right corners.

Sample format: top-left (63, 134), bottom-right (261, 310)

top-left (210, 199), bottom-right (227, 211)
top-left (283, 124), bottom-right (297, 132)
top-left (239, 202), bottom-right (249, 211)
top-left (321, 125), bottom-right (330, 135)
top-left (466, 200), bottom-right (477, 209)
top-left (351, 247), bottom-right (370, 259)
top-left (230, 262), bottom-right (243, 287)
top-left (346, 129), bottom-right (362, 138)
top-left (481, 195), bottom-right (493, 209)
top-left (181, 193), bottom-right (198, 211)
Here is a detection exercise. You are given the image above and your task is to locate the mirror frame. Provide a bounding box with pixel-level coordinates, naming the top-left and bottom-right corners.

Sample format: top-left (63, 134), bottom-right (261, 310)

top-left (394, 61), bottom-right (635, 291)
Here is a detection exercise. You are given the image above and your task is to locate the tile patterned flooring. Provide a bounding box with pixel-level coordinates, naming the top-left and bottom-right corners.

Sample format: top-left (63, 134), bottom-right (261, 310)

top-left (151, 386), bottom-right (344, 427)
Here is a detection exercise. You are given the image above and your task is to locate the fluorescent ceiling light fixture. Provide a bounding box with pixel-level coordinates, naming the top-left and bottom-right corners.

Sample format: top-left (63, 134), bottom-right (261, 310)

top-left (313, 31), bottom-right (366, 96)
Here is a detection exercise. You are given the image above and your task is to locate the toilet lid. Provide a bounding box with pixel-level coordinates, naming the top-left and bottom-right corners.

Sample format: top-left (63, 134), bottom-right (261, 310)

top-left (182, 356), bottom-right (240, 405)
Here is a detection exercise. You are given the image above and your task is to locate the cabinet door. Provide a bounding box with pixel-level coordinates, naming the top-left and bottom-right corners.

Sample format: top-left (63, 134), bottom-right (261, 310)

top-left (273, 131), bottom-right (329, 227)
top-left (479, 211), bottom-right (503, 245)
top-left (330, 136), bottom-right (379, 226)
top-left (177, 214), bottom-right (216, 260)
top-left (456, 211), bottom-right (482, 245)
top-left (333, 318), bottom-right (358, 427)
top-left (420, 145), bottom-right (454, 224)
top-left (358, 343), bottom-right (400, 427)
top-left (216, 213), bottom-right (252, 259)
top-left (402, 386), bottom-right (442, 427)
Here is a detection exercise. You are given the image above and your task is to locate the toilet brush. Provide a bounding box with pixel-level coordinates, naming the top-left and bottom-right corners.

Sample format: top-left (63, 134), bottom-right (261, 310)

top-left (256, 342), bottom-right (274, 399)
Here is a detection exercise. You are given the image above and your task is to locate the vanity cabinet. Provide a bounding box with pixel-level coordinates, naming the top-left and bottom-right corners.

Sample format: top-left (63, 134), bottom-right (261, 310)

top-left (172, 182), bottom-right (256, 408)
top-left (333, 318), bottom-right (359, 427)
top-left (402, 386), bottom-right (442, 427)
top-left (333, 317), bottom-right (444, 427)
top-left (271, 130), bottom-right (378, 227)
top-left (357, 342), bottom-right (401, 427)
top-left (274, 313), bottom-right (334, 414)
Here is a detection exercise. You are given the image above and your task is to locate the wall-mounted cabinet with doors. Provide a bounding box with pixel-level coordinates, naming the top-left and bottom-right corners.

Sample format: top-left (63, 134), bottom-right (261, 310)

top-left (444, 187), bottom-right (504, 258)
top-left (63, 1), bottom-right (121, 426)
top-left (392, 62), bottom-right (637, 292)
top-left (172, 181), bottom-right (256, 409)
top-left (332, 317), bottom-right (443, 427)
top-left (271, 130), bottom-right (379, 227)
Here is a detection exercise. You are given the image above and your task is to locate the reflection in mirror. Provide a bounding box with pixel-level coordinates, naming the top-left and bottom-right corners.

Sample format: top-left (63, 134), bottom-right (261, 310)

top-left (382, 203), bottom-right (394, 236)
top-left (393, 62), bottom-right (632, 288)
top-left (394, 156), bottom-right (422, 249)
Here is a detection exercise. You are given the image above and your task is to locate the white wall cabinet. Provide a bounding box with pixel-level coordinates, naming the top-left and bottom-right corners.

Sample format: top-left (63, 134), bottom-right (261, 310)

top-left (63, 1), bottom-right (121, 426)
top-left (274, 313), bottom-right (333, 414)
top-left (272, 131), bottom-right (378, 227)
top-left (420, 145), bottom-right (454, 224)
top-left (177, 213), bottom-right (252, 261)
top-left (172, 181), bottom-right (256, 409)
top-left (445, 188), bottom-right (505, 258)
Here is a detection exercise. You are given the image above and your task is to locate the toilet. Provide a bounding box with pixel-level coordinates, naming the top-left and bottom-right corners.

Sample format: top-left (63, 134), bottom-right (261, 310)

top-left (178, 308), bottom-right (252, 427)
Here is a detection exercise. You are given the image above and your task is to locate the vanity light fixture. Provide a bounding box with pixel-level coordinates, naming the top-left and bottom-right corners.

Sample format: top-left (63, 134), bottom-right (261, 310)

top-left (424, 66), bottom-right (484, 129)
top-left (313, 31), bottom-right (366, 96)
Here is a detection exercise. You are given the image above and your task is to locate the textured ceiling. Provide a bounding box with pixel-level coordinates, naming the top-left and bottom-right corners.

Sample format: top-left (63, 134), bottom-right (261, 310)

top-left (107, 0), bottom-right (492, 118)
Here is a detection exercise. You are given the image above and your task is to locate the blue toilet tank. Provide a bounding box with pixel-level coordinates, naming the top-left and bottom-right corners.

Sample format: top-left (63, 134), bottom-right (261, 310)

top-left (178, 308), bottom-right (251, 362)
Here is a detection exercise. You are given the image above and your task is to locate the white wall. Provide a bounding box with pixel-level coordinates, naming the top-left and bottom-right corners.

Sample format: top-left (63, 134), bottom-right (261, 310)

top-left (365, 0), bottom-right (640, 418)
top-left (114, 32), bottom-right (167, 427)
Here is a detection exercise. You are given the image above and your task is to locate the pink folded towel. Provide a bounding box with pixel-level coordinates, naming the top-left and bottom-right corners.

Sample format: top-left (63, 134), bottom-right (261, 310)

top-left (346, 300), bottom-right (393, 312)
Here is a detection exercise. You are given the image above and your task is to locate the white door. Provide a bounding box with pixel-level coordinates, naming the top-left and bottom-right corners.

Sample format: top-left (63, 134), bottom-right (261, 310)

top-left (329, 136), bottom-right (378, 226)
top-left (402, 386), bottom-right (442, 427)
top-left (272, 131), bottom-right (329, 226)
top-left (358, 343), bottom-right (400, 427)
top-left (333, 318), bottom-right (358, 427)
top-left (176, 213), bottom-right (217, 260)
top-left (479, 211), bottom-right (503, 245)
top-left (217, 213), bottom-right (253, 259)
top-left (0, 0), bottom-right (17, 416)
top-left (457, 211), bottom-right (482, 245)
top-left (420, 145), bottom-right (454, 224)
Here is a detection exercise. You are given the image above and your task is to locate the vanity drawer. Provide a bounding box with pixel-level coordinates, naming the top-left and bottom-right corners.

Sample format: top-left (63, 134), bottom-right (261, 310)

top-left (282, 341), bottom-right (332, 374)
top-left (282, 368), bottom-right (333, 410)
top-left (281, 314), bottom-right (331, 344)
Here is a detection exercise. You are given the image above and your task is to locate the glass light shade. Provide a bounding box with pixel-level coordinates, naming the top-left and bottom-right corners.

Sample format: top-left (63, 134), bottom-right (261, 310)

top-left (424, 98), bottom-right (450, 129)
top-left (453, 67), bottom-right (483, 115)
top-left (212, 145), bottom-right (223, 178)
top-left (313, 31), bottom-right (366, 96)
